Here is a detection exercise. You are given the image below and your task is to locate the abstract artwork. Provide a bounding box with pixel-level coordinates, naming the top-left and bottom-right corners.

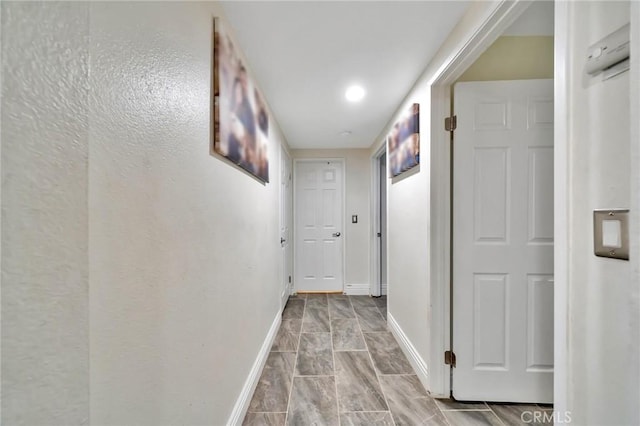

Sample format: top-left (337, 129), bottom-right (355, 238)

top-left (387, 103), bottom-right (420, 178)
top-left (213, 18), bottom-right (269, 183)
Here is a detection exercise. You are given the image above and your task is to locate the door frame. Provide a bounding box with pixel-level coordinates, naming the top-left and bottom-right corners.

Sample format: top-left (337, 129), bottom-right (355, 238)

top-left (427, 1), bottom-right (567, 413)
top-left (292, 158), bottom-right (346, 294)
top-left (370, 144), bottom-right (387, 297)
top-left (279, 146), bottom-right (293, 311)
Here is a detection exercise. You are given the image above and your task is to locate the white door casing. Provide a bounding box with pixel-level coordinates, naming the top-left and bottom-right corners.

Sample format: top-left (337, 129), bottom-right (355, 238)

top-left (453, 80), bottom-right (554, 403)
top-left (379, 153), bottom-right (388, 296)
top-left (294, 159), bottom-right (344, 292)
top-left (280, 147), bottom-right (293, 309)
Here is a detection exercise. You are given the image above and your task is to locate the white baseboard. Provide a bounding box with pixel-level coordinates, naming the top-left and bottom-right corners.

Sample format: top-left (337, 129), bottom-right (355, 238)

top-left (381, 284), bottom-right (388, 295)
top-left (387, 312), bottom-right (430, 393)
top-left (227, 311), bottom-right (282, 426)
top-left (344, 283), bottom-right (370, 295)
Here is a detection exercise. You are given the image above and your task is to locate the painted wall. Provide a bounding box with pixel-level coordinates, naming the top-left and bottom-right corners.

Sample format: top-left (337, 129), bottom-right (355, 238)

top-left (564, 1), bottom-right (639, 424)
top-left (457, 36), bottom-right (554, 82)
top-left (1, 2), bottom-right (289, 424)
top-left (1, 3), bottom-right (90, 424)
top-left (291, 149), bottom-right (371, 292)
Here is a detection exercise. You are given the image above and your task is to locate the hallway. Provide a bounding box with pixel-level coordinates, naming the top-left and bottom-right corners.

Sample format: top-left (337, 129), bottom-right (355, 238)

top-left (243, 294), bottom-right (552, 425)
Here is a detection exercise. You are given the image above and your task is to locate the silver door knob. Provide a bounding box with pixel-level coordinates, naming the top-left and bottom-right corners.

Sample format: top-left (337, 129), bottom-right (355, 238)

top-left (332, 232), bottom-right (341, 237)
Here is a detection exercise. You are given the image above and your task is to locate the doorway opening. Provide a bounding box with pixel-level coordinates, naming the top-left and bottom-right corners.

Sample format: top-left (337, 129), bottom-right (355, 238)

top-left (427, 1), bottom-right (560, 407)
top-left (371, 146), bottom-right (388, 299)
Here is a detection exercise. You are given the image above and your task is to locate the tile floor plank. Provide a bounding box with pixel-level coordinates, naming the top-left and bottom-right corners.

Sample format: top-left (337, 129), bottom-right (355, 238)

top-left (302, 306), bottom-right (330, 332)
top-left (305, 294), bottom-right (329, 308)
top-left (489, 403), bottom-right (553, 425)
top-left (340, 411), bottom-right (395, 425)
top-left (443, 410), bottom-right (503, 426)
top-left (334, 351), bottom-right (388, 412)
top-left (354, 307), bottom-right (387, 332)
top-left (247, 352), bottom-right (296, 413)
top-left (328, 298), bottom-right (356, 319)
top-left (287, 376), bottom-right (339, 426)
top-left (271, 319), bottom-right (301, 352)
top-left (242, 412), bottom-right (286, 426)
top-left (295, 333), bottom-right (334, 376)
top-left (435, 399), bottom-right (489, 411)
top-left (282, 299), bottom-right (305, 320)
top-left (331, 318), bottom-right (366, 351)
top-left (379, 374), bottom-right (445, 425)
top-left (364, 332), bottom-right (414, 374)
top-left (350, 295), bottom-right (378, 308)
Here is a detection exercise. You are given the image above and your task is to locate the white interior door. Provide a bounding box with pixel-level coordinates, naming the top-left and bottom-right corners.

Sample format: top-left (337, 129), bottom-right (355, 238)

top-left (453, 80), bottom-right (554, 403)
top-left (280, 147), bottom-right (293, 309)
top-left (294, 160), bottom-right (344, 292)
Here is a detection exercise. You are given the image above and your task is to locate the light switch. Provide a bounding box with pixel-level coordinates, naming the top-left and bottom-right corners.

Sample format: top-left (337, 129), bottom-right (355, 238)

top-left (352, 215), bottom-right (358, 224)
top-left (594, 209), bottom-right (629, 260)
top-left (602, 219), bottom-right (621, 248)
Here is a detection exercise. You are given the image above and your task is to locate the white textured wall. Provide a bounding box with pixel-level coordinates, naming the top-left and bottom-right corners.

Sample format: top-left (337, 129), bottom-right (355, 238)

top-left (374, 93), bottom-right (432, 361)
top-left (565, 2), bottom-right (639, 424)
top-left (1, 3), bottom-right (90, 424)
top-left (291, 149), bottom-right (371, 288)
top-left (2, 2), bottom-right (288, 424)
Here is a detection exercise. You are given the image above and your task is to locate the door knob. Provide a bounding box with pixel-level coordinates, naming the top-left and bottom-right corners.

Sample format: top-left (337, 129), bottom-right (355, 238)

top-left (280, 237), bottom-right (286, 244)
top-left (332, 232), bottom-right (341, 237)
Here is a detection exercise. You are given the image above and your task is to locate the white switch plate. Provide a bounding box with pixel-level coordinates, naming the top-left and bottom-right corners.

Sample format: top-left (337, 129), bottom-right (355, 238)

top-left (594, 209), bottom-right (629, 260)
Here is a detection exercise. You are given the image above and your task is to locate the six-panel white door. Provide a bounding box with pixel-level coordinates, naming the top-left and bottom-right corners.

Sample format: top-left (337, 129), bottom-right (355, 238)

top-left (453, 80), bottom-right (554, 403)
top-left (294, 160), bottom-right (344, 292)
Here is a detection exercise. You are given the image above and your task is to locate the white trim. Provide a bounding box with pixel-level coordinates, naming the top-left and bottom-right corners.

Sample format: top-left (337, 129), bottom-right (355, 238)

top-left (292, 158), bottom-right (346, 293)
top-left (427, 0), bottom-right (537, 398)
top-left (387, 312), bottom-right (429, 392)
top-left (428, 1), bottom-right (531, 87)
top-left (553, 0), bottom-right (570, 419)
top-left (344, 283), bottom-right (370, 296)
top-left (630, 5), bottom-right (640, 423)
top-left (370, 145), bottom-right (387, 297)
top-left (279, 146), bottom-right (293, 311)
top-left (428, 84), bottom-right (452, 398)
top-left (227, 312), bottom-right (282, 426)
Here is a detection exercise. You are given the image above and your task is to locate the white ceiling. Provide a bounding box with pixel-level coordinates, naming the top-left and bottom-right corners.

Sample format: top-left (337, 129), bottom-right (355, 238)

top-left (221, 1), bottom-right (470, 149)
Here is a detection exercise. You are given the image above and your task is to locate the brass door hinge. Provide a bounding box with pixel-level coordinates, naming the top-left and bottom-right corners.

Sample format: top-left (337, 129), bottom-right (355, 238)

top-left (445, 350), bottom-right (456, 368)
top-left (444, 115), bottom-right (457, 132)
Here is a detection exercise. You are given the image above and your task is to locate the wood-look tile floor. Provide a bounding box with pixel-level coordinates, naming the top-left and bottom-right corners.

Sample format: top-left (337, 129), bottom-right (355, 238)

top-left (243, 294), bottom-right (552, 426)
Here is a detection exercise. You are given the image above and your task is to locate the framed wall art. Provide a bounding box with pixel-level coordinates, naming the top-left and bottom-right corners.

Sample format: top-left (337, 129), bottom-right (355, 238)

top-left (387, 103), bottom-right (420, 178)
top-left (212, 18), bottom-right (269, 183)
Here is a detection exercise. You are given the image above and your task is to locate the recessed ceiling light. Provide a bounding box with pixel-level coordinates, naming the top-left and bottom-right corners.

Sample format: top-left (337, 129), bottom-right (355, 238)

top-left (345, 85), bottom-right (366, 102)
top-left (339, 130), bottom-right (352, 137)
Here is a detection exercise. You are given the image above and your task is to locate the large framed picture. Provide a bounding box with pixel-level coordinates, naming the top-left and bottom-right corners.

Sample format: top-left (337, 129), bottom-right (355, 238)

top-left (387, 103), bottom-right (420, 178)
top-left (212, 18), bottom-right (269, 183)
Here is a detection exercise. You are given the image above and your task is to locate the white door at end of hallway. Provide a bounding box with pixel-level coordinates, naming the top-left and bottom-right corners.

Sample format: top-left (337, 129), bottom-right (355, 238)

top-left (280, 147), bottom-right (293, 310)
top-left (294, 160), bottom-right (344, 292)
top-left (453, 79), bottom-right (554, 403)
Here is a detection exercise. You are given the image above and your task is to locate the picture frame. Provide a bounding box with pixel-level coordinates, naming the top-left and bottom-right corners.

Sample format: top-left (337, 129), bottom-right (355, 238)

top-left (387, 103), bottom-right (420, 178)
top-left (212, 18), bottom-right (269, 183)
